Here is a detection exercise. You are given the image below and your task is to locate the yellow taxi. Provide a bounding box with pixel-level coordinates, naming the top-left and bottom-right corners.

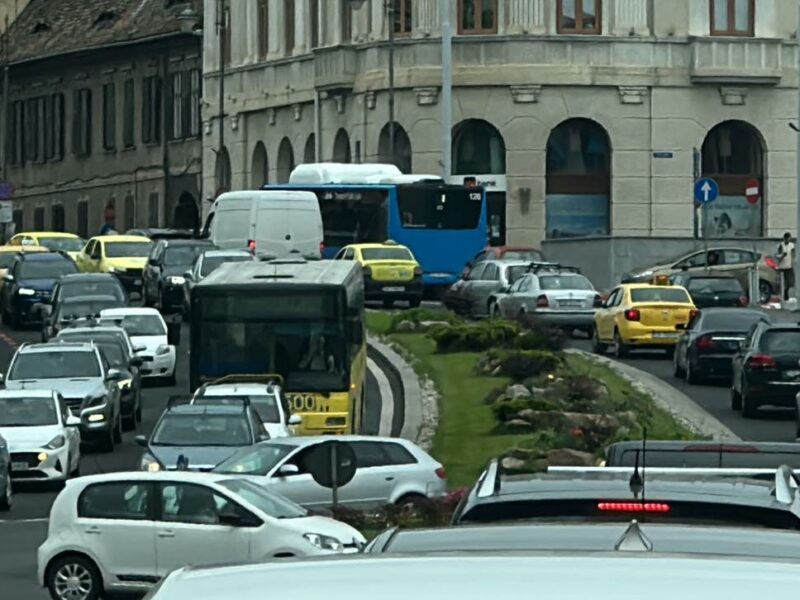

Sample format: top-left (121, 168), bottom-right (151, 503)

top-left (0, 245), bottom-right (50, 294)
top-left (334, 240), bottom-right (423, 308)
top-left (592, 275), bottom-right (697, 358)
top-left (75, 235), bottom-right (154, 295)
top-left (8, 231), bottom-right (85, 261)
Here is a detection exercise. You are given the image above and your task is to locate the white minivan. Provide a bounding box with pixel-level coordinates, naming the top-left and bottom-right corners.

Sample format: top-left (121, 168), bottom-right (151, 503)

top-left (204, 191), bottom-right (323, 258)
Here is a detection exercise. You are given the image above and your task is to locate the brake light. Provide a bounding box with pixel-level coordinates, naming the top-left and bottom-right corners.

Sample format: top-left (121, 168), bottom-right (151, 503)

top-left (739, 296), bottom-right (748, 306)
top-left (435, 467), bottom-right (446, 480)
top-left (536, 295), bottom-right (549, 308)
top-left (765, 256), bottom-right (778, 270)
top-left (624, 308), bottom-right (640, 321)
top-left (319, 241), bottom-right (325, 255)
top-left (597, 502), bottom-right (670, 513)
top-left (748, 354), bottom-right (776, 368)
top-left (414, 265), bottom-right (422, 276)
top-left (247, 239), bottom-right (256, 253)
top-left (695, 335), bottom-right (715, 350)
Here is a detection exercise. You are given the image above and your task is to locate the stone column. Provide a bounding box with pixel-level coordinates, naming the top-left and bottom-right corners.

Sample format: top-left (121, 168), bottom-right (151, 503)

top-left (294, 0), bottom-right (307, 55)
top-left (506, 0), bottom-right (547, 34)
top-left (612, 0), bottom-right (649, 36)
top-left (414, 0), bottom-right (440, 37)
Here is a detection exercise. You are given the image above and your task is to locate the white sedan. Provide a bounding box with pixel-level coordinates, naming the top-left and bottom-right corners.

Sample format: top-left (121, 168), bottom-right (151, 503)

top-left (38, 471), bottom-right (365, 599)
top-left (100, 307), bottom-right (177, 386)
top-left (0, 389), bottom-right (81, 484)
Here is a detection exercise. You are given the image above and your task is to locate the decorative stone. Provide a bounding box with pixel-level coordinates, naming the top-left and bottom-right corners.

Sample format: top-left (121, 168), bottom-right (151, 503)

top-left (719, 87), bottom-right (747, 106)
top-left (292, 104), bottom-right (302, 121)
top-left (546, 448), bottom-right (596, 467)
top-left (394, 320), bottom-right (416, 332)
top-left (365, 90), bottom-right (376, 110)
top-left (618, 85), bottom-right (648, 105)
top-left (267, 108), bottom-right (276, 125)
top-left (203, 120), bottom-right (213, 136)
top-left (414, 87), bottom-right (439, 106)
top-left (230, 113), bottom-right (239, 131)
top-left (500, 456), bottom-right (527, 471)
top-left (510, 84), bottom-right (541, 104)
top-left (506, 384), bottom-right (532, 400)
top-left (334, 95), bottom-right (346, 114)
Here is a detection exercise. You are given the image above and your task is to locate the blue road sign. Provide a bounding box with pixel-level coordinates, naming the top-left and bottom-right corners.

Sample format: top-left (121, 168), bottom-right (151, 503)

top-left (0, 182), bottom-right (13, 201)
top-left (694, 177), bottom-right (719, 204)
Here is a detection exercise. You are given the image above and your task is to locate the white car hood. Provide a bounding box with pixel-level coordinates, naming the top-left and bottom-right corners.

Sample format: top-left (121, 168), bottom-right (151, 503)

top-left (131, 334), bottom-right (168, 355)
top-left (283, 515), bottom-right (366, 545)
top-left (0, 424), bottom-right (63, 451)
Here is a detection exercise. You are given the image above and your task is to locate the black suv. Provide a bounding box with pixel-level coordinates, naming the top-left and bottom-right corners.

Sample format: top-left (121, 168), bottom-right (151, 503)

top-left (143, 239), bottom-right (215, 312)
top-left (41, 295), bottom-right (125, 342)
top-left (0, 252), bottom-right (77, 328)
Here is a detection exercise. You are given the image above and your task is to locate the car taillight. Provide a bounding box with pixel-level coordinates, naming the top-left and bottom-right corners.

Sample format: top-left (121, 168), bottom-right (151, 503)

top-left (624, 308), bottom-right (640, 321)
top-left (765, 256), bottom-right (778, 270)
top-left (597, 502), bottom-right (670, 513)
top-left (689, 309), bottom-right (699, 319)
top-left (319, 241), bottom-right (325, 255)
top-left (414, 266), bottom-right (422, 276)
top-left (247, 239), bottom-right (256, 253)
top-left (536, 295), bottom-right (549, 308)
top-left (695, 335), bottom-right (715, 350)
top-left (748, 354), bottom-right (776, 368)
top-left (739, 296), bottom-right (749, 306)
top-left (435, 467), bottom-right (446, 480)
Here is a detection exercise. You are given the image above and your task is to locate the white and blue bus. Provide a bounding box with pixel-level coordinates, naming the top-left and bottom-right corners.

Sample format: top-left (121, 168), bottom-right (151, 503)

top-left (263, 163), bottom-right (488, 290)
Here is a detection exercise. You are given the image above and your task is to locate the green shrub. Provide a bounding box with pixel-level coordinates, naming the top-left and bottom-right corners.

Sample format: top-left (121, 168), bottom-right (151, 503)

top-left (495, 350), bottom-right (562, 380)
top-left (431, 321), bottom-right (520, 353)
top-left (515, 318), bottom-right (568, 351)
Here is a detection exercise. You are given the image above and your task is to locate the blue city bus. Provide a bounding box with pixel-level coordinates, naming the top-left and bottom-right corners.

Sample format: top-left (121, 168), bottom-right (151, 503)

top-left (262, 164), bottom-right (488, 289)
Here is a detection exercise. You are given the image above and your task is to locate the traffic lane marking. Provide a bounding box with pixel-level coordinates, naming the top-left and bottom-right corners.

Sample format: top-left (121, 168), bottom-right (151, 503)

top-left (0, 517), bottom-right (49, 524)
top-left (367, 357), bottom-right (393, 436)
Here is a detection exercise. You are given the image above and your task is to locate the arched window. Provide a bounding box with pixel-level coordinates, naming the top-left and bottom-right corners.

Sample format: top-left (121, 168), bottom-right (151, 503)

top-left (276, 137), bottom-right (295, 183)
top-left (303, 133), bottom-right (316, 164)
top-left (701, 120), bottom-right (764, 238)
top-left (173, 192), bottom-right (199, 230)
top-left (215, 147), bottom-right (231, 193)
top-left (332, 128), bottom-right (351, 163)
top-left (378, 122), bottom-right (412, 174)
top-left (545, 118), bottom-right (611, 239)
top-left (251, 142), bottom-right (268, 187)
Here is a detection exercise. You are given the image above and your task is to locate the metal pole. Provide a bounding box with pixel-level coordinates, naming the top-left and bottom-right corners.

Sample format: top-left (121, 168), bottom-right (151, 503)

top-left (692, 147), bottom-right (700, 239)
top-left (387, 1), bottom-right (395, 167)
top-left (795, 0), bottom-right (800, 304)
top-left (218, 0), bottom-right (226, 188)
top-left (441, 1), bottom-right (452, 180)
top-left (330, 442), bottom-right (339, 508)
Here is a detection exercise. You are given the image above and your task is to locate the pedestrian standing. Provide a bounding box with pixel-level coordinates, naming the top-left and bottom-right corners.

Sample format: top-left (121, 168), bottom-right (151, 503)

top-left (777, 232), bottom-right (796, 301)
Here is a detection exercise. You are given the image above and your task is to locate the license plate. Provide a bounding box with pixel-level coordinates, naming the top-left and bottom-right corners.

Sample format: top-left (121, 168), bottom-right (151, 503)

top-left (559, 301), bottom-right (583, 307)
top-left (383, 286), bottom-right (404, 292)
top-left (653, 332), bottom-right (678, 339)
top-left (11, 462), bottom-right (28, 471)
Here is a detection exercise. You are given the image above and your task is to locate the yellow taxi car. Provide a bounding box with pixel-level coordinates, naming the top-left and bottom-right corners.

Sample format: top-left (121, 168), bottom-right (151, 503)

top-left (0, 245), bottom-right (50, 295)
top-left (334, 241), bottom-right (423, 308)
top-left (592, 275), bottom-right (697, 358)
top-left (8, 231), bottom-right (85, 261)
top-left (75, 235), bottom-right (154, 296)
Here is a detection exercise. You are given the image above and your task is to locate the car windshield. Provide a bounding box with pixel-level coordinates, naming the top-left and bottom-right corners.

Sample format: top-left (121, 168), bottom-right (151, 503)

top-left (218, 478), bottom-right (307, 519)
top-left (361, 247), bottom-right (413, 261)
top-left (165, 245), bottom-right (211, 266)
top-left (104, 242), bottom-right (153, 258)
top-left (506, 265), bottom-right (528, 285)
top-left (246, 395), bottom-right (280, 423)
top-left (702, 312), bottom-right (766, 330)
top-left (39, 237), bottom-right (85, 252)
top-left (9, 350), bottom-right (100, 380)
top-left (630, 288), bottom-right (692, 303)
top-left (0, 396), bottom-right (58, 426)
top-left (96, 342), bottom-right (126, 368)
top-left (61, 281), bottom-right (124, 301)
top-left (214, 443), bottom-right (297, 476)
top-left (58, 299), bottom-right (122, 321)
top-left (538, 275), bottom-right (593, 291)
top-left (151, 413), bottom-right (252, 446)
top-left (103, 314), bottom-right (166, 336)
top-left (19, 259), bottom-right (76, 280)
top-left (502, 250), bottom-right (544, 262)
top-left (762, 331), bottom-right (800, 353)
top-left (688, 278), bottom-right (743, 293)
top-left (200, 254), bottom-right (253, 277)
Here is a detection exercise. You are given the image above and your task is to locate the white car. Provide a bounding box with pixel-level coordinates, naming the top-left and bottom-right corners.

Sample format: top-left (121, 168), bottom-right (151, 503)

top-left (99, 308), bottom-right (177, 386)
top-left (0, 389), bottom-right (81, 483)
top-left (191, 381), bottom-right (302, 438)
top-left (214, 435), bottom-right (448, 508)
top-left (37, 471), bottom-right (365, 599)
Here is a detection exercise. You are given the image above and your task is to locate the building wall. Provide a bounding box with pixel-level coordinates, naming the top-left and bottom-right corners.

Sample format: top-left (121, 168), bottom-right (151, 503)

top-left (0, 0), bottom-right (30, 33)
top-left (202, 0), bottom-right (800, 244)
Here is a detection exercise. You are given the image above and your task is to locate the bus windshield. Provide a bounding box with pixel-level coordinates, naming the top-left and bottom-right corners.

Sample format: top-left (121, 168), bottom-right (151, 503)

top-left (196, 292), bottom-right (349, 392)
top-left (397, 185), bottom-right (483, 230)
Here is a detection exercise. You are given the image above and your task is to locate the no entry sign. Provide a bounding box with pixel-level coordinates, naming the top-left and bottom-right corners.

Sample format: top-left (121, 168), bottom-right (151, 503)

top-left (745, 178), bottom-right (760, 205)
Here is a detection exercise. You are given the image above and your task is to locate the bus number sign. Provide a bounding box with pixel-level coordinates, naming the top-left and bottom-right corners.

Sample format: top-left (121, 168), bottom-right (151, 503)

top-left (288, 394), bottom-right (317, 412)
top-left (469, 192), bottom-right (481, 201)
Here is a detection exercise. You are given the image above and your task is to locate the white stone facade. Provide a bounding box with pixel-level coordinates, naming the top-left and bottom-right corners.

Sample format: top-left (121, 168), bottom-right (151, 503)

top-left (202, 0), bottom-right (800, 244)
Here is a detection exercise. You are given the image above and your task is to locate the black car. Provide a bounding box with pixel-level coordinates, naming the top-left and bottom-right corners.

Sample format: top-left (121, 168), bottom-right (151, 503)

top-left (731, 321), bottom-right (800, 418)
top-left (670, 273), bottom-right (748, 308)
top-left (605, 440), bottom-right (800, 468)
top-left (41, 295), bottom-right (126, 342)
top-left (672, 307), bottom-right (771, 383)
top-left (0, 252), bottom-right (78, 329)
top-left (49, 273), bottom-right (128, 305)
top-left (143, 239), bottom-right (216, 311)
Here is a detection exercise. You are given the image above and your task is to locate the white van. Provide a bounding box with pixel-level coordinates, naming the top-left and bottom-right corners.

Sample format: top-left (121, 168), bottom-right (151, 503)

top-left (204, 191), bottom-right (323, 257)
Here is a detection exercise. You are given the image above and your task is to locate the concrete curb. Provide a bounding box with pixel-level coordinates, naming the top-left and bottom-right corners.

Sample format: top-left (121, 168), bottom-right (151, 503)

top-left (566, 349), bottom-right (741, 442)
top-left (367, 336), bottom-right (423, 443)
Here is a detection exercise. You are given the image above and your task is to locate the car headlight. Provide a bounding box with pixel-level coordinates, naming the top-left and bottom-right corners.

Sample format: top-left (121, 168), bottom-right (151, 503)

top-left (87, 414), bottom-right (106, 422)
top-left (140, 454), bottom-right (162, 472)
top-left (44, 435), bottom-right (66, 449)
top-left (117, 378), bottom-right (133, 390)
top-left (18, 287), bottom-right (35, 296)
top-left (167, 276), bottom-right (185, 285)
top-left (303, 533), bottom-right (343, 552)
top-left (156, 344), bottom-right (171, 356)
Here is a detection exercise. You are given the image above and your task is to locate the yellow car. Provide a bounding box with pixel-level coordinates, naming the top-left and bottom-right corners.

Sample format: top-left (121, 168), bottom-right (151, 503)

top-left (8, 231), bottom-right (85, 261)
top-left (334, 241), bottom-right (423, 308)
top-left (76, 235), bottom-right (154, 295)
top-left (593, 277), bottom-right (697, 357)
top-left (0, 245), bottom-right (50, 295)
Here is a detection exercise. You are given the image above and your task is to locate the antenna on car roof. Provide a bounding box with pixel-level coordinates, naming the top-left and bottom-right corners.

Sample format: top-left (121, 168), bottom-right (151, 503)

top-left (629, 429), bottom-right (647, 499)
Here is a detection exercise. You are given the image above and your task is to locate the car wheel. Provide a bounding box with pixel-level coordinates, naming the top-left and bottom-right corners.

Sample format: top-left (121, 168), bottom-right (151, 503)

top-left (0, 471), bottom-right (11, 511)
top-left (741, 384), bottom-right (759, 419)
top-left (166, 370), bottom-right (177, 387)
top-left (759, 280), bottom-right (773, 304)
top-left (591, 326), bottom-right (607, 354)
top-left (135, 397), bottom-right (142, 423)
top-left (47, 554), bottom-right (102, 600)
top-left (613, 330), bottom-right (628, 358)
top-left (685, 359), bottom-right (702, 385)
top-left (672, 351), bottom-right (685, 378)
top-left (71, 459), bottom-right (81, 478)
top-left (122, 411), bottom-right (136, 432)
top-left (489, 301), bottom-right (500, 319)
top-left (730, 384), bottom-right (742, 411)
top-left (395, 493), bottom-right (428, 512)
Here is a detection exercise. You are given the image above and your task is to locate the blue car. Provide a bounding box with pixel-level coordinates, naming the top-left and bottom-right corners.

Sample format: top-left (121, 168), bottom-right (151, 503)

top-left (0, 252), bottom-right (77, 329)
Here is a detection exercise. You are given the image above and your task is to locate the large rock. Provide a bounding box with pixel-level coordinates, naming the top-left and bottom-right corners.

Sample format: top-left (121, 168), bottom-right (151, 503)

top-left (513, 410), bottom-right (630, 436)
top-left (394, 320), bottom-right (417, 332)
top-left (500, 456), bottom-right (527, 471)
top-left (546, 448), bottom-right (596, 467)
top-left (506, 384), bottom-right (532, 399)
top-left (419, 320), bottom-right (451, 330)
top-left (503, 419), bottom-right (532, 432)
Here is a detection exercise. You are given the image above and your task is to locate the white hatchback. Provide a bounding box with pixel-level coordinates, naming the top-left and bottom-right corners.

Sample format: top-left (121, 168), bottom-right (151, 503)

top-left (0, 389), bottom-right (81, 484)
top-left (37, 471), bottom-right (365, 600)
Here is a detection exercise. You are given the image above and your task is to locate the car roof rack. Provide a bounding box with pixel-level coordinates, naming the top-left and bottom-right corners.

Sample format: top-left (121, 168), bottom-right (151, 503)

top-left (527, 262), bottom-right (581, 274)
top-left (191, 396), bottom-right (251, 409)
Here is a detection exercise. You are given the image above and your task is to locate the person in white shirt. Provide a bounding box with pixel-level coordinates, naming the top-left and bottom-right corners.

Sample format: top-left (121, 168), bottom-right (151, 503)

top-left (777, 232), bottom-right (795, 301)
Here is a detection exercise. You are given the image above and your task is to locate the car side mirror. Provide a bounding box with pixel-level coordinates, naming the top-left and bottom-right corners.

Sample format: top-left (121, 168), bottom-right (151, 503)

top-left (66, 415), bottom-right (81, 427)
top-left (183, 270), bottom-right (193, 280)
top-left (675, 323), bottom-right (687, 330)
top-left (133, 344), bottom-right (147, 353)
top-left (135, 435), bottom-right (148, 447)
top-left (167, 320), bottom-right (181, 346)
top-left (3, 274), bottom-right (13, 282)
top-left (0, 373), bottom-right (5, 385)
top-left (288, 414), bottom-right (303, 426)
top-left (277, 463), bottom-right (300, 477)
top-left (147, 257), bottom-right (158, 266)
top-left (593, 296), bottom-right (604, 308)
top-left (106, 368), bottom-right (124, 381)
top-left (130, 356), bottom-right (144, 368)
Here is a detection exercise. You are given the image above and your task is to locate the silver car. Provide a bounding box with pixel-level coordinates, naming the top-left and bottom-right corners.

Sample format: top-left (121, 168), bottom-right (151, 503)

top-left (444, 259), bottom-right (530, 318)
top-left (0, 432), bottom-right (10, 511)
top-left (182, 249), bottom-right (255, 314)
top-left (491, 265), bottom-right (599, 333)
top-left (213, 435), bottom-right (447, 508)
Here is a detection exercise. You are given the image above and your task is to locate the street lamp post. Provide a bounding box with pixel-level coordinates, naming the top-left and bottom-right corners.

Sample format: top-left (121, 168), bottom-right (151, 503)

top-left (796, 0), bottom-right (800, 304)
top-left (441, 1), bottom-right (453, 181)
top-left (217, 0), bottom-right (226, 187)
top-left (387, 1), bottom-right (395, 166)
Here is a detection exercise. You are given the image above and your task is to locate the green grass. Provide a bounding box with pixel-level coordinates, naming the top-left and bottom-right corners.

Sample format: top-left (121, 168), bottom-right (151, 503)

top-left (365, 310), bottom-right (392, 336)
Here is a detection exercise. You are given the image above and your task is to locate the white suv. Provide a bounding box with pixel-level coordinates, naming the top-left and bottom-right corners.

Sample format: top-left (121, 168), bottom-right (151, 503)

top-left (38, 471), bottom-right (365, 599)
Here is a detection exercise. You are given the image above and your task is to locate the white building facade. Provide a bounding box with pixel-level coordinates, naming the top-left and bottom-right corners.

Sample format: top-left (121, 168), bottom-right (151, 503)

top-left (202, 0), bottom-right (800, 245)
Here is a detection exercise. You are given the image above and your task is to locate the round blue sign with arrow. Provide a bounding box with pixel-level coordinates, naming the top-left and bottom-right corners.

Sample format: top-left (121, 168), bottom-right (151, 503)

top-left (694, 177), bottom-right (719, 204)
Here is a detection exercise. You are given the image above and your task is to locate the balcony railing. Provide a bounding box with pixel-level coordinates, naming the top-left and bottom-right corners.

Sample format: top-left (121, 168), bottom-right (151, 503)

top-left (690, 38), bottom-right (783, 84)
top-left (313, 46), bottom-right (357, 92)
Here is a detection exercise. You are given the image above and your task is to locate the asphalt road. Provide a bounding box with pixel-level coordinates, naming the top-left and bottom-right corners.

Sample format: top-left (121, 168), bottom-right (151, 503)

top-left (0, 320), bottom-right (382, 600)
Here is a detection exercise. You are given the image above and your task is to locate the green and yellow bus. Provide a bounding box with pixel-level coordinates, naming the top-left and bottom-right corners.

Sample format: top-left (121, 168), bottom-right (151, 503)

top-left (189, 257), bottom-right (366, 435)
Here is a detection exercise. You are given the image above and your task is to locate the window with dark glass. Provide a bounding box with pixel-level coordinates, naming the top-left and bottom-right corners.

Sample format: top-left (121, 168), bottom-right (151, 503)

top-left (711, 0), bottom-right (754, 36)
top-left (393, 0), bottom-right (412, 35)
top-left (24, 97), bottom-right (42, 162)
top-left (309, 0), bottom-right (319, 48)
top-left (340, 0), bottom-right (351, 42)
top-left (124, 194), bottom-right (135, 231)
top-left (149, 192), bottom-right (160, 227)
top-left (169, 72), bottom-right (184, 140)
top-left (123, 79), bottom-right (135, 148)
top-left (71, 88), bottom-right (92, 157)
top-left (222, 1), bottom-right (231, 64)
top-left (189, 70), bottom-right (201, 137)
top-left (284, 0), bottom-right (295, 56)
top-left (102, 82), bottom-right (116, 151)
top-left (77, 482), bottom-right (151, 520)
top-left (8, 100), bottom-right (23, 165)
top-left (258, 0), bottom-right (269, 59)
top-left (458, 0), bottom-right (496, 34)
top-left (557, 0), bottom-right (601, 34)
top-left (44, 94), bottom-right (64, 161)
top-left (52, 205), bottom-right (65, 232)
top-left (77, 201), bottom-right (89, 239)
top-left (142, 76), bottom-right (162, 144)
top-left (33, 207), bottom-right (45, 230)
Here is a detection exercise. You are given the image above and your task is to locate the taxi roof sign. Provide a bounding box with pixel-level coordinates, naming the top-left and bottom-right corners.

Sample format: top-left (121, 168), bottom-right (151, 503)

top-left (652, 275), bottom-right (671, 286)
